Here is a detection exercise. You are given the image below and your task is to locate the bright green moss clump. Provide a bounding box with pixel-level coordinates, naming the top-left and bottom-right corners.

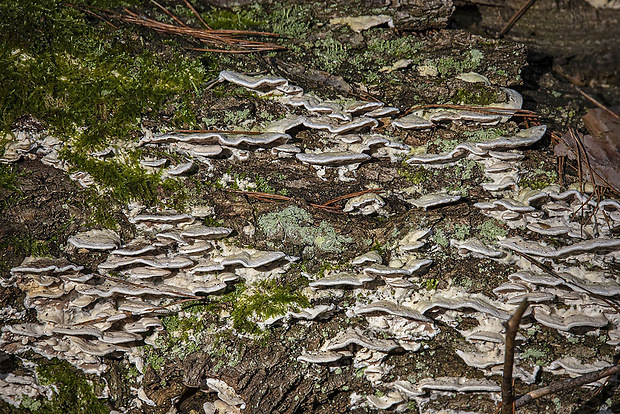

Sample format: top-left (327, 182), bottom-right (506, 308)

top-left (0, 0), bottom-right (208, 149)
top-left (27, 358), bottom-right (110, 414)
top-left (231, 279), bottom-right (309, 334)
top-left (0, 0), bottom-right (212, 213)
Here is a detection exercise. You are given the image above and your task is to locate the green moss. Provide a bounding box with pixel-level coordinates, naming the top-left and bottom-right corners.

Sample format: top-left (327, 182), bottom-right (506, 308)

top-left (258, 205), bottom-right (352, 254)
top-left (424, 278), bottom-right (439, 291)
top-left (315, 35), bottom-right (348, 74)
top-left (144, 345), bottom-right (167, 372)
top-left (432, 48), bottom-right (485, 78)
top-left (0, 0), bottom-right (212, 212)
top-left (398, 164), bottom-right (428, 185)
top-left (61, 149), bottom-right (162, 204)
top-left (267, 3), bottom-right (313, 38)
top-left (203, 6), bottom-right (263, 30)
top-left (367, 36), bottom-right (423, 60)
top-left (451, 86), bottom-right (498, 106)
top-left (0, 0), bottom-right (207, 148)
top-left (0, 235), bottom-right (52, 274)
top-left (31, 358), bottom-right (110, 413)
top-left (0, 163), bottom-right (19, 192)
top-left (230, 279), bottom-right (309, 334)
top-left (462, 127), bottom-right (508, 143)
top-left (520, 161), bottom-right (558, 190)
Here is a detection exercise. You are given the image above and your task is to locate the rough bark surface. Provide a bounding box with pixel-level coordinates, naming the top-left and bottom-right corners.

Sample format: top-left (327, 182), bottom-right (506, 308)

top-left (460, 0), bottom-right (620, 86)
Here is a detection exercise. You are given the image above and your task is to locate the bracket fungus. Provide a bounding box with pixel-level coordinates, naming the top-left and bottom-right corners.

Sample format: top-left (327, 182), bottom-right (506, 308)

top-left (295, 151), bottom-right (371, 166)
top-left (297, 350), bottom-right (347, 364)
top-left (355, 300), bottom-right (431, 323)
top-left (309, 272), bottom-right (375, 289)
top-left (324, 328), bottom-right (400, 353)
top-left (408, 193), bottom-right (461, 210)
top-left (419, 376), bottom-right (501, 393)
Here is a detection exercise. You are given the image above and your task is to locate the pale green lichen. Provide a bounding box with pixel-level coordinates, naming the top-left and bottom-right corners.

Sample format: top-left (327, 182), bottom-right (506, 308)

top-left (257, 205), bottom-right (352, 254)
top-left (521, 347), bottom-right (550, 366)
top-left (452, 224), bottom-right (470, 240)
top-left (462, 127), bottom-right (509, 143)
top-left (477, 219), bottom-right (507, 244)
top-left (431, 228), bottom-right (450, 248)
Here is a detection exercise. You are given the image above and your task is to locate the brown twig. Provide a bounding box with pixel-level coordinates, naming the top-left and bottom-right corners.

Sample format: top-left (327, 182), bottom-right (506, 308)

top-left (67, 2), bottom-right (285, 53)
top-left (496, 0), bottom-right (536, 38)
top-left (150, 0), bottom-right (188, 28)
top-left (574, 86), bottom-right (620, 120)
top-left (81, 8), bottom-right (118, 29)
top-left (181, 0), bottom-right (212, 30)
top-left (171, 129), bottom-right (262, 135)
top-left (515, 363), bottom-right (620, 409)
top-left (501, 299), bottom-right (530, 414)
top-left (320, 188), bottom-right (383, 207)
top-left (404, 104), bottom-right (537, 118)
top-left (187, 47), bottom-right (271, 54)
top-left (229, 189), bottom-right (383, 214)
top-left (232, 190), bottom-right (291, 202)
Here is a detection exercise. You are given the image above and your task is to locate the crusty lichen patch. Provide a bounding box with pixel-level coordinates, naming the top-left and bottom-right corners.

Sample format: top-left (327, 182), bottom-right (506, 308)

top-left (257, 205), bottom-right (352, 255)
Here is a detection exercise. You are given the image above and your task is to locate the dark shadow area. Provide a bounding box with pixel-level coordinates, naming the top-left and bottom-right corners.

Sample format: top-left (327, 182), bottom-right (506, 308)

top-left (449, 3), bottom-right (483, 32)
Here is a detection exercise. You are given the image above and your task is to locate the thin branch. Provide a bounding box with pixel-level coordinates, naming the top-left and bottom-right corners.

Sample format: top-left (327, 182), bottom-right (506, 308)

top-left (81, 8), bottom-right (118, 29)
top-left (150, 0), bottom-right (189, 28)
top-left (229, 189), bottom-right (379, 214)
top-left (404, 104), bottom-right (537, 118)
top-left (320, 188), bottom-right (383, 207)
top-left (181, 0), bottom-right (212, 30)
top-left (515, 363), bottom-right (620, 409)
top-left (574, 86), bottom-right (620, 120)
top-left (68, 2), bottom-right (285, 53)
top-left (501, 299), bottom-right (529, 414)
top-left (496, 0), bottom-right (536, 38)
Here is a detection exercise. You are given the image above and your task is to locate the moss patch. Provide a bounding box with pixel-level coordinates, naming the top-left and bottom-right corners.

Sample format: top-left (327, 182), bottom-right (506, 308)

top-left (29, 358), bottom-right (110, 413)
top-left (230, 279), bottom-right (309, 334)
top-left (0, 0), bottom-right (213, 214)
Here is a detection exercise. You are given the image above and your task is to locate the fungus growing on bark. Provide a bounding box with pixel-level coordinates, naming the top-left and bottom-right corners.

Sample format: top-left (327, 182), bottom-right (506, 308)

top-left (325, 328), bottom-right (400, 353)
top-left (309, 272), bottom-right (375, 289)
top-left (408, 193), bottom-right (461, 210)
top-left (296, 151), bottom-right (371, 166)
top-left (297, 350), bottom-right (346, 364)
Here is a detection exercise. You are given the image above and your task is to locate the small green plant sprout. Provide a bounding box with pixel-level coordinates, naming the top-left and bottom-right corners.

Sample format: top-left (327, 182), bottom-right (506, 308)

top-left (424, 278), bottom-right (439, 291)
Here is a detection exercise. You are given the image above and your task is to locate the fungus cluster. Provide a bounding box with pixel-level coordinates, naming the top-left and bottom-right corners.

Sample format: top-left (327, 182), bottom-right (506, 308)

top-left (1, 208), bottom-right (296, 410)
